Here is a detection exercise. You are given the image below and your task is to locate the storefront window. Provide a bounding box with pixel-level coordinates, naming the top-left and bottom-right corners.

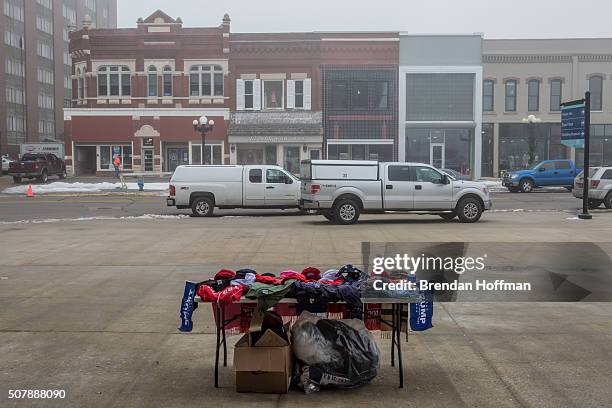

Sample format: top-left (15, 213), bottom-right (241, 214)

top-left (191, 144), bottom-right (201, 165)
top-left (263, 80), bottom-right (283, 110)
top-left (328, 144), bottom-right (393, 161)
top-left (482, 123), bottom-right (494, 177)
top-left (100, 146), bottom-right (111, 170)
top-left (265, 145), bottom-right (277, 165)
top-left (192, 144), bottom-right (222, 165)
top-left (498, 123), bottom-right (567, 171)
top-left (99, 145), bottom-right (132, 170)
top-left (405, 128), bottom-right (474, 177)
top-left (238, 147), bottom-right (264, 165)
top-left (575, 124), bottom-right (612, 166)
top-left (283, 146), bottom-right (300, 174)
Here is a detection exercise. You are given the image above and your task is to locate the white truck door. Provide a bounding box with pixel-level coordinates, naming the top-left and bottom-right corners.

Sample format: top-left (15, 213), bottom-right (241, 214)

top-left (264, 168), bottom-right (298, 206)
top-left (384, 164), bottom-right (414, 209)
top-left (244, 167), bottom-right (265, 206)
top-left (411, 165), bottom-right (454, 209)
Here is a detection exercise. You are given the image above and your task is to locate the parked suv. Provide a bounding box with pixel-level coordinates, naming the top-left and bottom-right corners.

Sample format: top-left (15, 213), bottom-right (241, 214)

top-left (573, 167), bottom-right (612, 209)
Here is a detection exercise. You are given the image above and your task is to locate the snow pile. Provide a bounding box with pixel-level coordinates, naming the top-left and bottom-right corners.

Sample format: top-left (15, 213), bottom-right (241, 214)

top-left (0, 214), bottom-right (189, 225)
top-left (2, 182), bottom-right (169, 195)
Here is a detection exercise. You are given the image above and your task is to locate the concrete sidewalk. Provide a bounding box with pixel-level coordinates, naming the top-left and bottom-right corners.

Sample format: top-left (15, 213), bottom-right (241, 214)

top-left (1, 213), bottom-right (611, 407)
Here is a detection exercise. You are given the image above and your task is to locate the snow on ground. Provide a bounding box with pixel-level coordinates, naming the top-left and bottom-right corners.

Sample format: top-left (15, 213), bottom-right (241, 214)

top-left (2, 182), bottom-right (169, 195)
top-left (0, 214), bottom-right (190, 225)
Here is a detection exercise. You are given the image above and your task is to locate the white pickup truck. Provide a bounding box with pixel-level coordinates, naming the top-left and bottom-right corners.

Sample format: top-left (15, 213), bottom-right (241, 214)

top-left (167, 165), bottom-right (300, 217)
top-left (299, 160), bottom-right (492, 224)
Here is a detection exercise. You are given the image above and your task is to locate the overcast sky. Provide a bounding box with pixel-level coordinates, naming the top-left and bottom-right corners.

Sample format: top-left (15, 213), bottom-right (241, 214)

top-left (117, 0), bottom-right (612, 38)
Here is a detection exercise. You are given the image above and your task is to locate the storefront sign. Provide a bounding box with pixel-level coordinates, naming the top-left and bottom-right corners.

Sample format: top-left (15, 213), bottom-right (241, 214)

top-left (143, 138), bottom-right (154, 147)
top-left (561, 100), bottom-right (586, 148)
top-left (229, 135), bottom-right (322, 144)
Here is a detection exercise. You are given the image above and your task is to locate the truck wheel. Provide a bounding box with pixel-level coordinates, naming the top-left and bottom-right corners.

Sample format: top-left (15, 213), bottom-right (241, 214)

top-left (39, 170), bottom-right (48, 184)
top-left (519, 178), bottom-right (534, 193)
top-left (588, 199), bottom-right (603, 209)
top-left (604, 192), bottom-right (612, 210)
top-left (59, 169), bottom-right (67, 179)
top-left (192, 197), bottom-right (214, 217)
top-left (321, 210), bottom-right (335, 222)
top-left (333, 199), bottom-right (360, 225)
top-left (439, 212), bottom-right (456, 221)
top-left (13, 176), bottom-right (21, 184)
top-left (457, 198), bottom-right (483, 223)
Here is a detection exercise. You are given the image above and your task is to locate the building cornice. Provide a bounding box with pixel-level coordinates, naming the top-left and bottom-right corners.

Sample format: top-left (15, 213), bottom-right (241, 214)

top-left (483, 55), bottom-right (572, 64)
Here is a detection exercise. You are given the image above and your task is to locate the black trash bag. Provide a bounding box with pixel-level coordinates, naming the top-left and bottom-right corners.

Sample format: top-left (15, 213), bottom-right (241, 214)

top-left (291, 312), bottom-right (380, 394)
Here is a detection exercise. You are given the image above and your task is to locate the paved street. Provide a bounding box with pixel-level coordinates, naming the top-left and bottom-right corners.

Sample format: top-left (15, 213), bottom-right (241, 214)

top-left (0, 189), bottom-right (599, 223)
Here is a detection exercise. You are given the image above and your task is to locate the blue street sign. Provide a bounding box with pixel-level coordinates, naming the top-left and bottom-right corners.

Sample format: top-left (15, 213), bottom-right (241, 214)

top-left (561, 101), bottom-right (586, 148)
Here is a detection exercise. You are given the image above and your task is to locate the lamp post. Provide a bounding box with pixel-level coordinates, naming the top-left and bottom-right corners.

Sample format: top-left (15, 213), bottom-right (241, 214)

top-left (521, 114), bottom-right (542, 166)
top-left (192, 116), bottom-right (215, 164)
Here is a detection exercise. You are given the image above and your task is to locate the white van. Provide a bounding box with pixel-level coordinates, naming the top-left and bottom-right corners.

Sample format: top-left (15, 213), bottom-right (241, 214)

top-left (167, 165), bottom-right (300, 217)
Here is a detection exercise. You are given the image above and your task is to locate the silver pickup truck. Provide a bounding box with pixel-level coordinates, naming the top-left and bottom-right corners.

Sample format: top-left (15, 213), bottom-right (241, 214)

top-left (299, 160), bottom-right (492, 224)
top-left (167, 165), bottom-right (300, 217)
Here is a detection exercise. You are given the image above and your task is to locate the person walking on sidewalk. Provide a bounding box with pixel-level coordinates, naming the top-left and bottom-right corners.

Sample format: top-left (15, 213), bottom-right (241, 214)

top-left (113, 155), bottom-right (121, 179)
top-left (113, 154), bottom-right (127, 190)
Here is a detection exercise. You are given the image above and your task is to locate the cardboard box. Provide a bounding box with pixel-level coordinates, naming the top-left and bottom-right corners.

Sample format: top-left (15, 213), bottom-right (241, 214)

top-left (234, 329), bottom-right (293, 394)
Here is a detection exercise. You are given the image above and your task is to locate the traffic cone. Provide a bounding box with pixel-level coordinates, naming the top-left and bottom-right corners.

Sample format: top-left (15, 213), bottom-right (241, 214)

top-left (26, 184), bottom-right (34, 198)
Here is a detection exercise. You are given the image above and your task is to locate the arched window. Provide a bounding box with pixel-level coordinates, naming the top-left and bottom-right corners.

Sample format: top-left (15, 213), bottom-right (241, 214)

top-left (97, 65), bottom-right (131, 97)
top-left (147, 65), bottom-right (158, 97)
top-left (189, 65), bottom-right (223, 97)
top-left (163, 65), bottom-right (172, 97)
top-left (589, 75), bottom-right (603, 111)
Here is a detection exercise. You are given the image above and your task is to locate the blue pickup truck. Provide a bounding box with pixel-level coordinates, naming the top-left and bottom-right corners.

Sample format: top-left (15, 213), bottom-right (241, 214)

top-left (502, 160), bottom-right (581, 193)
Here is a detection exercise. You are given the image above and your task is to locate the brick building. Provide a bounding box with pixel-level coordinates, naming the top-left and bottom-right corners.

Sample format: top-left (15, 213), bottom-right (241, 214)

top-left (320, 32), bottom-right (399, 161)
top-left (228, 32), bottom-right (322, 173)
top-left (64, 10), bottom-right (230, 175)
top-left (64, 10), bottom-right (402, 175)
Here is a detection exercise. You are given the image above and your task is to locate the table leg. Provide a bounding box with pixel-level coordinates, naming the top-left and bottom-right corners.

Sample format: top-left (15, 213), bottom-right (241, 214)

top-left (391, 303), bottom-right (396, 367)
top-left (222, 305), bottom-right (227, 367)
top-left (214, 304), bottom-right (221, 388)
top-left (396, 303), bottom-right (404, 389)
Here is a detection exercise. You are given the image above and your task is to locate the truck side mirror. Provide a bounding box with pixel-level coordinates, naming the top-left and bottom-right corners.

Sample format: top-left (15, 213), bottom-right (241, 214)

top-left (285, 177), bottom-right (293, 185)
top-left (539, 167), bottom-right (546, 172)
top-left (440, 174), bottom-right (450, 185)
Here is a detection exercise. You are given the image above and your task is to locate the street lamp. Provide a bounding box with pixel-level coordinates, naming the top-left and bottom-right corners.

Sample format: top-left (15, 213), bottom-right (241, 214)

top-left (192, 116), bottom-right (215, 164)
top-left (521, 115), bottom-right (542, 166)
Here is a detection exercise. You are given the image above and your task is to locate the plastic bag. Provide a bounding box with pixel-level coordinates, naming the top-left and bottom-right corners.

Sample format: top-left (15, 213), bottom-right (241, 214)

top-left (291, 312), bottom-right (380, 393)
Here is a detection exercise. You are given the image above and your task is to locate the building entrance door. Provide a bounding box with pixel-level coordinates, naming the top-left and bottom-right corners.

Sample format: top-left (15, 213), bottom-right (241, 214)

top-left (167, 148), bottom-right (189, 172)
top-left (143, 149), bottom-right (154, 172)
top-left (430, 143), bottom-right (445, 169)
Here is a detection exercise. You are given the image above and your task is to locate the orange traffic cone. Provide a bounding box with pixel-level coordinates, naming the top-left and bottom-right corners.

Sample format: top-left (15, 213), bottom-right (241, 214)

top-left (26, 184), bottom-right (34, 198)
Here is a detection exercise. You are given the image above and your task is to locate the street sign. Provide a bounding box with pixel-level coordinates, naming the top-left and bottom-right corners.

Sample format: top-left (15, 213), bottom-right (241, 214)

top-left (561, 100), bottom-right (586, 148)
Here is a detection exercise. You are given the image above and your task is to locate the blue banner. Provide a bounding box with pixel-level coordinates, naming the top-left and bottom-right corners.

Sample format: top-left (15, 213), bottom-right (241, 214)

top-left (178, 281), bottom-right (198, 332)
top-left (561, 101), bottom-right (586, 148)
